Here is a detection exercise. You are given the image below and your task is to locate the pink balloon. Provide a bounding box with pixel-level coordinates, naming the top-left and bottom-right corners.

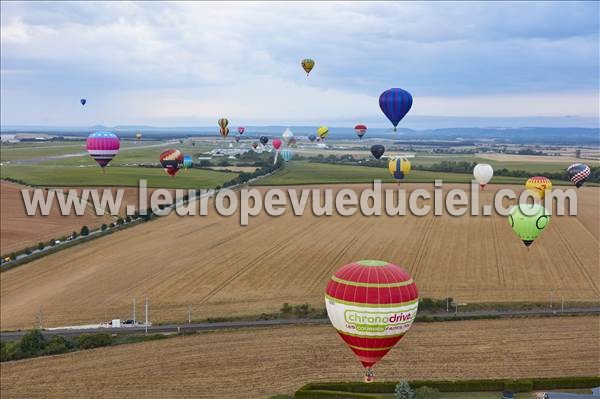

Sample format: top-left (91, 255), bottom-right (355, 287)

top-left (272, 138), bottom-right (282, 151)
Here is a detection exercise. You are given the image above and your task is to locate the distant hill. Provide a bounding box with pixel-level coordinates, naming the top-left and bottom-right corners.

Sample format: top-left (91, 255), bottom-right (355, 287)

top-left (1, 125), bottom-right (598, 145)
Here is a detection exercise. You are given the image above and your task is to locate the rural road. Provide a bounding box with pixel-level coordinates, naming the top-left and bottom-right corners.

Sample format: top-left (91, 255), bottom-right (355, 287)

top-left (2, 307), bottom-right (599, 341)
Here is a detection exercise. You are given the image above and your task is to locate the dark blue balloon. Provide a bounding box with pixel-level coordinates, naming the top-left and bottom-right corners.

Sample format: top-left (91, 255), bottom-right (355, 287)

top-left (308, 134), bottom-right (317, 143)
top-left (80, 98), bottom-right (87, 106)
top-left (379, 88), bottom-right (412, 131)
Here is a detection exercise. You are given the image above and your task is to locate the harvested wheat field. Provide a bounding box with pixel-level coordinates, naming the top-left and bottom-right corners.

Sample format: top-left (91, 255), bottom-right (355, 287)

top-left (1, 316), bottom-right (598, 399)
top-left (60, 187), bottom-right (179, 216)
top-left (0, 181), bottom-right (114, 254)
top-left (1, 184), bottom-right (599, 330)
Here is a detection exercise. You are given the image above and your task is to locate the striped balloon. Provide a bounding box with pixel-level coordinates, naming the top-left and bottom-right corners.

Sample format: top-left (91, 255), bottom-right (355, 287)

top-left (220, 127), bottom-right (229, 139)
top-left (159, 149), bottom-right (183, 177)
top-left (379, 88), bottom-right (412, 131)
top-left (566, 163), bottom-right (591, 188)
top-left (218, 118), bottom-right (229, 129)
top-left (182, 155), bottom-right (193, 169)
top-left (388, 158), bottom-right (411, 181)
top-left (325, 260), bottom-right (419, 382)
top-left (86, 132), bottom-right (120, 168)
top-left (281, 149), bottom-right (294, 162)
top-left (526, 176), bottom-right (552, 200)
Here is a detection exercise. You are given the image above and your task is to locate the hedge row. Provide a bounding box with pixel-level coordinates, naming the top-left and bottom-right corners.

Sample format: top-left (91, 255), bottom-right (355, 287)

top-left (295, 376), bottom-right (600, 398)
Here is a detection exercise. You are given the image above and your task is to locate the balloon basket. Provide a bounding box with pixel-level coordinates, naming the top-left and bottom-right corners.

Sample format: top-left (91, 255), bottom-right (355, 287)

top-left (364, 368), bottom-right (374, 383)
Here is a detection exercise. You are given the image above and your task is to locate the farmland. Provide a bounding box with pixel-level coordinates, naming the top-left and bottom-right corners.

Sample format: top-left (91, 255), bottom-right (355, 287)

top-left (1, 183), bottom-right (598, 330)
top-left (254, 161), bottom-right (545, 185)
top-left (0, 181), bottom-right (114, 254)
top-left (1, 316), bottom-right (598, 399)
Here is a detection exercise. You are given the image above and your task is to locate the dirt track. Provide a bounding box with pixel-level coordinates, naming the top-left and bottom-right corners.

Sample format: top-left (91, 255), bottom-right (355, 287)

top-left (1, 316), bottom-right (598, 399)
top-left (1, 184), bottom-right (598, 330)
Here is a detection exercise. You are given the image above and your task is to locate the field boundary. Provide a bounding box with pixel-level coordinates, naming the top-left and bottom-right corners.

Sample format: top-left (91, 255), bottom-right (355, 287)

top-left (295, 377), bottom-right (600, 398)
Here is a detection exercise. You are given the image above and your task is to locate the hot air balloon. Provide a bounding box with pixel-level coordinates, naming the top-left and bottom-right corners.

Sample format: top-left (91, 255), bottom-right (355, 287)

top-left (234, 136), bottom-right (241, 143)
top-left (218, 118), bottom-right (229, 129)
top-left (281, 149), bottom-right (294, 162)
top-left (371, 144), bottom-right (385, 160)
top-left (272, 138), bottom-right (282, 151)
top-left (508, 203), bottom-right (550, 248)
top-left (308, 134), bottom-right (317, 143)
top-left (135, 132), bottom-right (142, 142)
top-left (237, 127), bottom-right (245, 135)
top-left (220, 127), bottom-right (229, 139)
top-left (325, 260), bottom-right (419, 382)
top-left (355, 124), bottom-right (367, 139)
top-left (566, 163), bottom-right (591, 188)
top-left (473, 164), bottom-right (494, 189)
top-left (260, 136), bottom-right (269, 146)
top-left (526, 176), bottom-right (552, 200)
top-left (86, 132), bottom-right (120, 169)
top-left (160, 149), bottom-right (183, 177)
top-left (301, 58), bottom-right (315, 76)
top-left (182, 155), bottom-right (193, 169)
top-left (282, 128), bottom-right (294, 145)
top-left (388, 158), bottom-right (411, 181)
top-left (252, 142), bottom-right (259, 149)
top-left (317, 126), bottom-right (329, 141)
top-left (80, 98), bottom-right (87, 106)
top-left (379, 88), bottom-right (413, 132)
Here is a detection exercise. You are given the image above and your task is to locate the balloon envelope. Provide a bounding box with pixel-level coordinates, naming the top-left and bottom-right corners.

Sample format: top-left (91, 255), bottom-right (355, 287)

top-left (80, 98), bottom-right (86, 106)
top-left (566, 163), bottom-right (590, 188)
top-left (281, 149), bottom-right (294, 162)
top-left (182, 155), bottom-right (193, 169)
top-left (308, 134), bottom-right (317, 143)
top-left (86, 132), bottom-right (120, 168)
top-left (355, 124), bottom-right (367, 139)
top-left (282, 128), bottom-right (294, 144)
top-left (260, 136), bottom-right (269, 145)
top-left (317, 126), bottom-right (329, 139)
top-left (220, 127), bottom-right (229, 139)
top-left (237, 127), bottom-right (245, 134)
top-left (379, 88), bottom-right (412, 131)
top-left (508, 203), bottom-right (550, 247)
top-left (526, 176), bottom-right (552, 200)
top-left (160, 149), bottom-right (183, 176)
top-left (301, 58), bottom-right (315, 75)
top-left (370, 144), bottom-right (385, 160)
top-left (388, 158), bottom-right (411, 181)
top-left (325, 260), bottom-right (419, 374)
top-left (218, 118), bottom-right (229, 129)
top-left (473, 164), bottom-right (494, 188)
top-left (272, 138), bottom-right (283, 151)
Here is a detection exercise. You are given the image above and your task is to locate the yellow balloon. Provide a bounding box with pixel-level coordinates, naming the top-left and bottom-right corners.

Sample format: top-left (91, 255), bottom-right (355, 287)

top-left (388, 158), bottom-right (411, 181)
top-left (526, 176), bottom-right (552, 200)
top-left (317, 126), bottom-right (329, 139)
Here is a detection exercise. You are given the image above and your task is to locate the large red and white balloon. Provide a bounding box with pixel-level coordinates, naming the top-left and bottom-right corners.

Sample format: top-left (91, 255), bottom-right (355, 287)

top-left (325, 260), bottom-right (419, 382)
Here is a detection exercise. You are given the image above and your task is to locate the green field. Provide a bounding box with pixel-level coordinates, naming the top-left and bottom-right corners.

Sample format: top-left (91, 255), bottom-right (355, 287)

top-left (254, 161), bottom-right (571, 186)
top-left (0, 164), bottom-right (237, 189)
top-left (411, 154), bottom-right (595, 174)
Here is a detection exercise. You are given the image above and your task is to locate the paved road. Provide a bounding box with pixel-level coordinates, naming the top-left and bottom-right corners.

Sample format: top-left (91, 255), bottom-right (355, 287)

top-left (2, 307), bottom-right (598, 341)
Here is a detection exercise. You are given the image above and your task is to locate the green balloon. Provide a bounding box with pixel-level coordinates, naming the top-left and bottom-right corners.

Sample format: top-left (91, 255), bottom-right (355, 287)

top-left (508, 203), bottom-right (550, 247)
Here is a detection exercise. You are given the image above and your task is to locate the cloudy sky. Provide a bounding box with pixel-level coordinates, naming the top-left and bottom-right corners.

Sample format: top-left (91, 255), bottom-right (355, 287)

top-left (1, 1), bottom-right (598, 128)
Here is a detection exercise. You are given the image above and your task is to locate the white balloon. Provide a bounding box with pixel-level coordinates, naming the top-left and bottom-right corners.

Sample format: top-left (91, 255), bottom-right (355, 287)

top-left (282, 128), bottom-right (294, 144)
top-left (473, 163), bottom-right (494, 187)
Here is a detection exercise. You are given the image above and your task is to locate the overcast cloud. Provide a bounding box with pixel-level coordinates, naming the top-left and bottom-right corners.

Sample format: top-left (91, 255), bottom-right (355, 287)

top-left (1, 1), bottom-right (598, 127)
